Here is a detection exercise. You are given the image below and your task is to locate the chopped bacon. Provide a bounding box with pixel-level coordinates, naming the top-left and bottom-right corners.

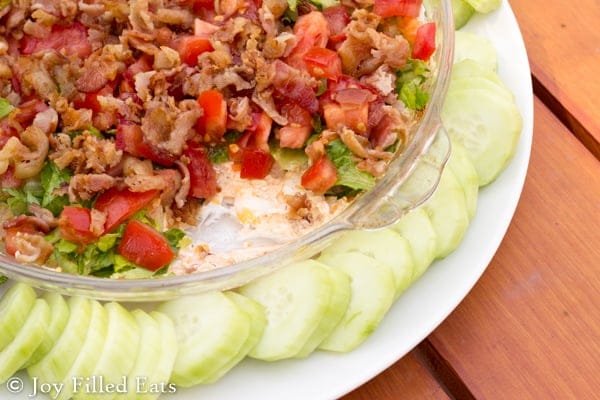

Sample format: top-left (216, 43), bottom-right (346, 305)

top-left (271, 60), bottom-right (319, 114)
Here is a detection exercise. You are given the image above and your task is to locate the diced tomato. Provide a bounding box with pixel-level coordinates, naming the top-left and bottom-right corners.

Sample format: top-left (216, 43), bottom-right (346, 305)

top-left (58, 206), bottom-right (98, 244)
top-left (302, 47), bottom-right (342, 81)
top-left (116, 122), bottom-right (177, 166)
top-left (177, 36), bottom-right (213, 66)
top-left (94, 188), bottom-right (159, 233)
top-left (271, 60), bottom-right (319, 114)
top-left (117, 220), bottom-right (175, 271)
top-left (20, 23), bottom-right (92, 58)
top-left (196, 89), bottom-right (227, 141)
top-left (323, 88), bottom-right (375, 134)
top-left (1, 167), bottom-right (23, 189)
top-left (301, 156), bottom-right (337, 194)
top-left (412, 22), bottom-right (436, 61)
top-left (278, 102), bottom-right (313, 148)
top-left (237, 111), bottom-right (273, 151)
top-left (121, 55), bottom-right (153, 93)
top-left (240, 147), bottom-right (274, 179)
top-left (73, 83), bottom-right (116, 114)
top-left (373, 0), bottom-right (422, 18)
top-left (183, 0), bottom-right (215, 13)
top-left (286, 11), bottom-right (331, 69)
top-left (183, 144), bottom-right (217, 199)
top-left (3, 224), bottom-right (38, 257)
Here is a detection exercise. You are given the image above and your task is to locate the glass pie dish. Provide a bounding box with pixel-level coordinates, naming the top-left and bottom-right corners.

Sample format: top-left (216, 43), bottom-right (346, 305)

top-left (0, 0), bottom-right (454, 301)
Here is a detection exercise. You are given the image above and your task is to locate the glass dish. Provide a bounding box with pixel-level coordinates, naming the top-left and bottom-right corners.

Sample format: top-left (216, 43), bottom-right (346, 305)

top-left (0, 0), bottom-right (454, 301)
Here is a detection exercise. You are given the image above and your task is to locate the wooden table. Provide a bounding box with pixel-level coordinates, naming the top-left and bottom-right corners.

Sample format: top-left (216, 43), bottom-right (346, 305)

top-left (343, 1), bottom-right (600, 399)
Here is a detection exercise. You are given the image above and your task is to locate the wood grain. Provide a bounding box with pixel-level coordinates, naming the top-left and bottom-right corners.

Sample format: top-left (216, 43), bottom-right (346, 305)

top-left (424, 97), bottom-right (600, 399)
top-left (342, 352), bottom-right (451, 400)
top-left (509, 0), bottom-right (600, 157)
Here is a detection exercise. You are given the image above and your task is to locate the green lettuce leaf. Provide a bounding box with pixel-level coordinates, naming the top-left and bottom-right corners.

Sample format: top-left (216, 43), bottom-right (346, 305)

top-left (396, 59), bottom-right (431, 111)
top-left (325, 139), bottom-right (376, 192)
top-left (0, 98), bottom-right (14, 120)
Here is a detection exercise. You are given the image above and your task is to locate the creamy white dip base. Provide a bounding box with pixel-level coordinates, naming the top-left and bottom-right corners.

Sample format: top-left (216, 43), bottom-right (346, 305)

top-left (170, 162), bottom-right (349, 275)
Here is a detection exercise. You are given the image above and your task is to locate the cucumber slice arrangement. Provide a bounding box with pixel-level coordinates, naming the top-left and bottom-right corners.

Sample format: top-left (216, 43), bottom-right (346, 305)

top-left (0, 14), bottom-right (524, 397)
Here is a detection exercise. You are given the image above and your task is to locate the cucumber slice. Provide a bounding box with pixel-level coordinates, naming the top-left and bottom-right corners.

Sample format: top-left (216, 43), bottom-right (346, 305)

top-left (113, 309), bottom-right (161, 400)
top-left (60, 300), bottom-right (108, 400)
top-left (0, 283), bottom-right (37, 352)
top-left (82, 302), bottom-right (141, 400)
top-left (0, 298), bottom-right (49, 383)
top-left (295, 263), bottom-right (351, 358)
top-left (157, 291), bottom-right (250, 386)
top-left (452, 0), bottom-right (476, 29)
top-left (449, 75), bottom-right (514, 103)
top-left (317, 252), bottom-right (396, 352)
top-left (442, 84), bottom-right (523, 186)
top-left (142, 311), bottom-right (178, 400)
top-left (447, 140), bottom-right (479, 220)
top-left (202, 292), bottom-right (267, 383)
top-left (22, 292), bottom-right (69, 368)
top-left (28, 296), bottom-right (93, 389)
top-left (320, 229), bottom-right (414, 297)
top-left (464, 0), bottom-right (501, 13)
top-left (390, 208), bottom-right (437, 281)
top-left (454, 31), bottom-right (498, 71)
top-left (237, 260), bottom-right (333, 361)
top-left (423, 167), bottom-right (470, 259)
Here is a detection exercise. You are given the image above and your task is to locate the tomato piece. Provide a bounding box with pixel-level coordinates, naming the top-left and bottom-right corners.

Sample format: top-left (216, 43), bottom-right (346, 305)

top-left (286, 11), bottom-right (331, 69)
top-left (20, 23), bottom-right (92, 58)
top-left (240, 147), bottom-right (274, 179)
top-left (58, 206), bottom-right (98, 244)
top-left (116, 122), bottom-right (177, 166)
top-left (3, 224), bottom-right (38, 257)
top-left (373, 0), bottom-right (422, 18)
top-left (94, 188), bottom-right (159, 233)
top-left (301, 156), bottom-right (337, 194)
top-left (412, 22), bottom-right (436, 61)
top-left (73, 83), bottom-right (115, 114)
top-left (117, 220), bottom-right (175, 271)
top-left (302, 47), bottom-right (342, 81)
top-left (177, 36), bottom-right (213, 66)
top-left (196, 89), bottom-right (227, 141)
top-left (278, 102), bottom-right (313, 148)
top-left (183, 144), bottom-right (218, 199)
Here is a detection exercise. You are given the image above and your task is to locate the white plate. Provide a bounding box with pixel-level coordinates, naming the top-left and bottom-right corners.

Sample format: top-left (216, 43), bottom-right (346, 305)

top-left (0, 1), bottom-right (533, 399)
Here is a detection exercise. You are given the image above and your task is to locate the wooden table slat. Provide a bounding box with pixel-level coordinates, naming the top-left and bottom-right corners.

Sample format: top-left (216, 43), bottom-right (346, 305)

top-left (510, 0), bottom-right (600, 157)
top-left (426, 97), bottom-right (600, 399)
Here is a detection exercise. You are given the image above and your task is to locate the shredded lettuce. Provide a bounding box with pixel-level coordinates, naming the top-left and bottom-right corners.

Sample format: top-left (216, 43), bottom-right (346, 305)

top-left (396, 59), bottom-right (431, 111)
top-left (0, 275), bottom-right (7, 285)
top-left (325, 139), bottom-right (376, 192)
top-left (0, 98), bottom-right (14, 120)
top-left (40, 161), bottom-right (71, 216)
